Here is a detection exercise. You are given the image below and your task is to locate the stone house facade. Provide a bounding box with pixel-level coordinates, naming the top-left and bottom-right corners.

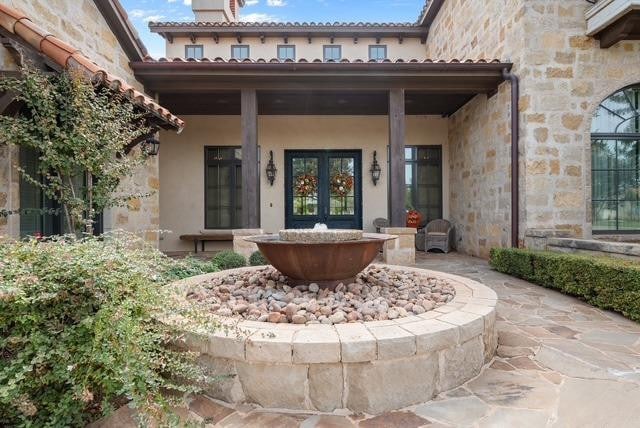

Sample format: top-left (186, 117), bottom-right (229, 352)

top-left (2, 0), bottom-right (640, 259)
top-left (0, 0), bottom-right (182, 244)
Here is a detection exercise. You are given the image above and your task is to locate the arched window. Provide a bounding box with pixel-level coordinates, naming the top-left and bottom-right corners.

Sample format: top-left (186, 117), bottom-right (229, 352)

top-left (591, 85), bottom-right (640, 232)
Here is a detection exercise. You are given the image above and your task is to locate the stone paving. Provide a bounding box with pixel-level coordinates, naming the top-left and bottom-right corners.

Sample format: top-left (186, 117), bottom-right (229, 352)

top-left (94, 252), bottom-right (640, 428)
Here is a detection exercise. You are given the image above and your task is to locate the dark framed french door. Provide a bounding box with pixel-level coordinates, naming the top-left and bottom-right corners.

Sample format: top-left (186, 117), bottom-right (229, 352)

top-left (285, 150), bottom-right (362, 229)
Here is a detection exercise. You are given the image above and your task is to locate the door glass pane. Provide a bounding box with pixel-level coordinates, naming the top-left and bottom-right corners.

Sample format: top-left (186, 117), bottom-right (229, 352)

top-left (619, 201), bottom-right (640, 229)
top-left (592, 170), bottom-right (616, 200)
top-left (592, 140), bottom-right (616, 169)
top-left (593, 201), bottom-right (617, 230)
top-left (329, 157), bottom-right (355, 216)
top-left (292, 157), bottom-right (318, 216)
top-left (618, 140), bottom-right (639, 169)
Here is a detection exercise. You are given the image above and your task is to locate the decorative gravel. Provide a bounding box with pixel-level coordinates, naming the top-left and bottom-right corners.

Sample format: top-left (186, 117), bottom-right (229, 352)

top-left (185, 265), bottom-right (456, 325)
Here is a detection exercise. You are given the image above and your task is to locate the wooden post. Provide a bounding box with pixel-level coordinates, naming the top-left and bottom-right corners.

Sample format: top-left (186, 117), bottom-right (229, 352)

top-left (241, 89), bottom-right (259, 228)
top-left (389, 88), bottom-right (406, 227)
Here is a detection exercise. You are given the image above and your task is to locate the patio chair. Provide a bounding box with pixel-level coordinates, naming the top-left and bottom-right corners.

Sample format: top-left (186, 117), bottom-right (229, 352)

top-left (425, 219), bottom-right (454, 253)
top-left (373, 217), bottom-right (389, 233)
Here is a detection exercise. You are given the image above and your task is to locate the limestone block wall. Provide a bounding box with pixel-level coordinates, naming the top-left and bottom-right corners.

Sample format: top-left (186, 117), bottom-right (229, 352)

top-left (0, 0), bottom-right (141, 90)
top-left (447, 87), bottom-right (513, 258)
top-left (427, 0), bottom-right (525, 257)
top-left (0, 0), bottom-right (160, 244)
top-left (428, 0), bottom-right (640, 256)
top-left (517, 0), bottom-right (640, 239)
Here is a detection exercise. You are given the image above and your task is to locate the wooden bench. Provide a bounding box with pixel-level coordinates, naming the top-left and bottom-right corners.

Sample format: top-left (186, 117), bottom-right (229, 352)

top-left (180, 231), bottom-right (233, 253)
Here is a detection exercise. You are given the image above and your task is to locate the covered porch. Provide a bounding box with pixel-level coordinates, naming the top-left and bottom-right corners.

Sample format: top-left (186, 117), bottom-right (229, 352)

top-left (130, 59), bottom-right (513, 253)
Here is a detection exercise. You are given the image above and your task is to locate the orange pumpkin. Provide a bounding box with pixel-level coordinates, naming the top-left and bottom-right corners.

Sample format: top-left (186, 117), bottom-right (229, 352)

top-left (406, 210), bottom-right (422, 228)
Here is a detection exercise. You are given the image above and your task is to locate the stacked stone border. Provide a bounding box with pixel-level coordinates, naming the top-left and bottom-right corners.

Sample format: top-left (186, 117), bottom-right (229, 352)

top-left (173, 264), bottom-right (497, 415)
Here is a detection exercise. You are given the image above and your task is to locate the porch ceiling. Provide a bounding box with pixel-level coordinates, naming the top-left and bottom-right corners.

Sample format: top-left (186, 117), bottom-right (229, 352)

top-left (158, 90), bottom-right (476, 116)
top-left (132, 59), bottom-right (511, 116)
top-left (131, 59), bottom-right (512, 93)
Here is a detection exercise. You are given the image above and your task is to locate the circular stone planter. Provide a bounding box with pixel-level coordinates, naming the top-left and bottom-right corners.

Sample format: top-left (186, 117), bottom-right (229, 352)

top-left (173, 264), bottom-right (498, 415)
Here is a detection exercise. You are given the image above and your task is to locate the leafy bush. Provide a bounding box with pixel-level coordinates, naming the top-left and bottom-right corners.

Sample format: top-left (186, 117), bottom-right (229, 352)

top-left (249, 251), bottom-right (268, 266)
top-left (212, 250), bottom-right (246, 270)
top-left (164, 256), bottom-right (219, 281)
top-left (490, 248), bottom-right (640, 322)
top-left (0, 233), bottom-right (209, 427)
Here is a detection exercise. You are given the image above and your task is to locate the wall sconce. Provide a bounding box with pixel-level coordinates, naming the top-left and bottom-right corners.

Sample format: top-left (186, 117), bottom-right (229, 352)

top-left (370, 150), bottom-right (381, 185)
top-left (141, 137), bottom-right (160, 156)
top-left (266, 150), bottom-right (277, 186)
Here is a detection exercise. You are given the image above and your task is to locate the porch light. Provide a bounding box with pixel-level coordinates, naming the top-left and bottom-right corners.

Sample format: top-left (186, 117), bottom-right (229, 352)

top-left (266, 150), bottom-right (277, 185)
top-left (141, 137), bottom-right (160, 156)
top-left (370, 150), bottom-right (382, 185)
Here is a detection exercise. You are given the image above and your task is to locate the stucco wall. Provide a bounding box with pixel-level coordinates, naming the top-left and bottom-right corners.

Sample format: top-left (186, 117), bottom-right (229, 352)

top-left (158, 115), bottom-right (448, 252)
top-left (164, 36), bottom-right (427, 61)
top-left (0, 0), bottom-right (159, 243)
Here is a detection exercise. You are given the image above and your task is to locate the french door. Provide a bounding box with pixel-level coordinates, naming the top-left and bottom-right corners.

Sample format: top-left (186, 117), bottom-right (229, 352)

top-left (285, 150), bottom-right (362, 229)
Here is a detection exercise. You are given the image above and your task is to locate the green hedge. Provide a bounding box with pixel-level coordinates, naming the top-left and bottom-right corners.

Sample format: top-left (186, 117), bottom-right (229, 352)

top-left (212, 250), bottom-right (246, 270)
top-left (489, 248), bottom-right (640, 322)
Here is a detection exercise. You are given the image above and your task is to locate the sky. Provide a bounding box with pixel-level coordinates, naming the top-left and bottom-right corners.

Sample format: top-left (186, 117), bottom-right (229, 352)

top-left (120, 0), bottom-right (426, 58)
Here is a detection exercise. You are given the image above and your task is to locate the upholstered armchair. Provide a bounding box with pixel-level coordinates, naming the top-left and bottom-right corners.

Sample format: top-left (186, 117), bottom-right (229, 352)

top-left (425, 219), bottom-right (454, 253)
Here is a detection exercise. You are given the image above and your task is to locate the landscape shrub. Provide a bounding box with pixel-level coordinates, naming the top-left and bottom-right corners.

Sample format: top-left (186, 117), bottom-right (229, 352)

top-left (212, 250), bottom-right (246, 270)
top-left (0, 233), bottom-right (210, 427)
top-left (489, 248), bottom-right (640, 322)
top-left (164, 256), bottom-right (219, 281)
top-left (249, 250), bottom-right (269, 266)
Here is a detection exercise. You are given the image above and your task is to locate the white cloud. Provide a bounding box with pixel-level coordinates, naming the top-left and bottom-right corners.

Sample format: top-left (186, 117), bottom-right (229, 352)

top-left (184, 0), bottom-right (192, 5)
top-left (245, 0), bottom-right (259, 5)
top-left (240, 12), bottom-right (280, 22)
top-left (167, 0), bottom-right (178, 3)
top-left (267, 0), bottom-right (286, 6)
top-left (143, 15), bottom-right (166, 22)
top-left (129, 9), bottom-right (146, 18)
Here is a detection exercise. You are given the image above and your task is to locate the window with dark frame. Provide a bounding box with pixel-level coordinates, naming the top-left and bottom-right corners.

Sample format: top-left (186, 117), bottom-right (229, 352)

top-left (204, 147), bottom-right (243, 229)
top-left (323, 45), bottom-right (341, 62)
top-left (369, 45), bottom-right (387, 61)
top-left (231, 44), bottom-right (250, 60)
top-left (277, 45), bottom-right (296, 61)
top-left (591, 85), bottom-right (640, 233)
top-left (185, 44), bottom-right (204, 59)
top-left (404, 146), bottom-right (443, 223)
top-left (19, 146), bottom-right (103, 237)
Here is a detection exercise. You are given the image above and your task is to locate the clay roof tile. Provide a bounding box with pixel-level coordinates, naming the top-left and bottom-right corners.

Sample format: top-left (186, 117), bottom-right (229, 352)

top-left (0, 3), bottom-right (26, 33)
top-left (0, 3), bottom-right (183, 132)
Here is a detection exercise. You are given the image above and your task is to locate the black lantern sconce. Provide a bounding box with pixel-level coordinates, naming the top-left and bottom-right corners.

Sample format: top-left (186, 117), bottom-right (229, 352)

top-left (141, 137), bottom-right (160, 156)
top-left (370, 150), bottom-right (382, 185)
top-left (266, 150), bottom-right (277, 186)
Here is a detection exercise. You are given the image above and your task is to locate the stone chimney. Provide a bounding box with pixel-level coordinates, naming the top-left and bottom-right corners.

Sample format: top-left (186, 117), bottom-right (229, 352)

top-left (192, 0), bottom-right (243, 22)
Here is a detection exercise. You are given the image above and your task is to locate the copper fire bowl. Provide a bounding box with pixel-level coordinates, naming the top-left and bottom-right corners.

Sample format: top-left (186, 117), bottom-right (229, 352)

top-left (245, 233), bottom-right (398, 290)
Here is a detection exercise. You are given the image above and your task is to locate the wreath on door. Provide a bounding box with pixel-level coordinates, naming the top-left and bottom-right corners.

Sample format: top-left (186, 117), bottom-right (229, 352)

top-left (330, 172), bottom-right (354, 197)
top-left (294, 174), bottom-right (318, 197)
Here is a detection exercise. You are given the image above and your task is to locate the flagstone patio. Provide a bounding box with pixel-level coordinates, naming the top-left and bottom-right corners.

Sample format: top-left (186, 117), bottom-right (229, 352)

top-left (95, 252), bottom-right (640, 428)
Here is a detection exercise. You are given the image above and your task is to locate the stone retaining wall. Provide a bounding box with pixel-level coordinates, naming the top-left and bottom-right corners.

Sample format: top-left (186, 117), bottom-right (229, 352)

top-left (175, 265), bottom-right (497, 414)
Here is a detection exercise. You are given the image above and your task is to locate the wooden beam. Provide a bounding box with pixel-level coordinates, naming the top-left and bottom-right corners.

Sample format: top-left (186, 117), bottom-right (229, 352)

top-left (241, 89), bottom-right (259, 228)
top-left (389, 88), bottom-right (406, 227)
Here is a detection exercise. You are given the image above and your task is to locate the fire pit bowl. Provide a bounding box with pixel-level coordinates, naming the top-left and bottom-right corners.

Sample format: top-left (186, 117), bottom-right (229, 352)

top-left (245, 232), bottom-right (397, 289)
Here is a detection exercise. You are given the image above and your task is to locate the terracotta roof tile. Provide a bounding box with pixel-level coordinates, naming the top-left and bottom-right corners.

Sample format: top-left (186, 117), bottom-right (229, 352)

top-left (147, 57), bottom-right (503, 65)
top-left (0, 3), bottom-right (184, 131)
top-left (149, 21), bottom-right (417, 28)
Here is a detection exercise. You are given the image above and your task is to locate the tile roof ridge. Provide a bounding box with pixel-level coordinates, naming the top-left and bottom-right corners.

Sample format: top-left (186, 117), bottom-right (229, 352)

top-left (0, 3), bottom-right (183, 131)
